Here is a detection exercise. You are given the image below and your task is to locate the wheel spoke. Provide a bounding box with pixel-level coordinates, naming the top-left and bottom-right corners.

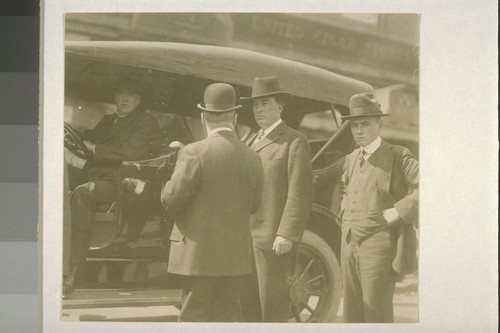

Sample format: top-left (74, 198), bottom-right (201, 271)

top-left (305, 274), bottom-right (323, 285)
top-left (307, 290), bottom-right (323, 296)
top-left (292, 305), bottom-right (302, 323)
top-left (301, 302), bottom-right (315, 314)
top-left (299, 258), bottom-right (315, 280)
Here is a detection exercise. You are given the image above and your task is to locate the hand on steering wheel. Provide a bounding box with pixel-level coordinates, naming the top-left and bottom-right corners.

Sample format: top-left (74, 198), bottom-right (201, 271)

top-left (64, 122), bottom-right (92, 160)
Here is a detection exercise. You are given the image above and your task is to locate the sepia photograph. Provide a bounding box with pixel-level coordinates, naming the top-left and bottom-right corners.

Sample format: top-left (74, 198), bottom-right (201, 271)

top-left (40, 1), bottom-right (498, 333)
top-left (60, 12), bottom-right (419, 323)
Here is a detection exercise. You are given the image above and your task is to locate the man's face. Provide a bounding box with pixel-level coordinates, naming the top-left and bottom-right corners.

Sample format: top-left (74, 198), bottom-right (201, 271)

top-left (350, 117), bottom-right (381, 147)
top-left (252, 97), bottom-right (282, 130)
top-left (114, 89), bottom-right (141, 117)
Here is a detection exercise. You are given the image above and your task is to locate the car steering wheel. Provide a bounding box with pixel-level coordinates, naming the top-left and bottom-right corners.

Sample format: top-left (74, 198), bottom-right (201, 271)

top-left (64, 122), bottom-right (92, 160)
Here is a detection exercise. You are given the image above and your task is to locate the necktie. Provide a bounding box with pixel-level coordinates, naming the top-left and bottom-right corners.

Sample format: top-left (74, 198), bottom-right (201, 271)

top-left (256, 129), bottom-right (265, 141)
top-left (359, 149), bottom-right (367, 168)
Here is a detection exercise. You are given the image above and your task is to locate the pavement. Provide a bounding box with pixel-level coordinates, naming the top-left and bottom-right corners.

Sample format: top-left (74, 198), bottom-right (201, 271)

top-left (62, 274), bottom-right (418, 323)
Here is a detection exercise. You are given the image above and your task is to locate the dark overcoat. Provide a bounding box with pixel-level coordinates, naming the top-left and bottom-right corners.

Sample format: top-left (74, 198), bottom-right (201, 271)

top-left (81, 108), bottom-right (162, 187)
top-left (249, 122), bottom-right (314, 251)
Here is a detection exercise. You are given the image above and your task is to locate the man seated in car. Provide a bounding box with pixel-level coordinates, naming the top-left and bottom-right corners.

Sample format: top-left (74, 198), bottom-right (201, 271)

top-left (63, 77), bottom-right (162, 295)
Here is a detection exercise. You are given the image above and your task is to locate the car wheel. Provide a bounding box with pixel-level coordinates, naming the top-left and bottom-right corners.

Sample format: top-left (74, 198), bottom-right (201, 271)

top-left (288, 230), bottom-right (342, 323)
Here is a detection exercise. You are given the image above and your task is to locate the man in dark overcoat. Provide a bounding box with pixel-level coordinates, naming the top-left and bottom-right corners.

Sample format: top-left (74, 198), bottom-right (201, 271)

top-left (63, 77), bottom-right (162, 294)
top-left (240, 77), bottom-right (313, 322)
top-left (161, 83), bottom-right (264, 322)
top-left (340, 92), bottom-right (419, 322)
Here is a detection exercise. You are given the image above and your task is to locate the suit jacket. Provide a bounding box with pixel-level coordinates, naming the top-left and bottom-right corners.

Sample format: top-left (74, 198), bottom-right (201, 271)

top-left (162, 131), bottom-right (264, 276)
top-left (341, 140), bottom-right (419, 274)
top-left (81, 108), bottom-right (162, 187)
top-left (249, 122), bottom-right (313, 251)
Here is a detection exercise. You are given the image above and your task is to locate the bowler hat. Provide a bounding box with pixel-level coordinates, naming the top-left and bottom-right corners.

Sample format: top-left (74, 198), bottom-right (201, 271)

top-left (341, 92), bottom-right (389, 119)
top-left (197, 83), bottom-right (242, 112)
top-left (240, 77), bottom-right (293, 102)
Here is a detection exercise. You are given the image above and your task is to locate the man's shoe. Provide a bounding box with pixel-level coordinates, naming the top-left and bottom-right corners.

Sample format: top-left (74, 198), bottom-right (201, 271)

top-left (63, 266), bottom-right (78, 296)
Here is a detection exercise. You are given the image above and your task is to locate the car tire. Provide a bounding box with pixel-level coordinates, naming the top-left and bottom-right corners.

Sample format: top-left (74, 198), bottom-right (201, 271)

top-left (288, 229), bottom-right (342, 323)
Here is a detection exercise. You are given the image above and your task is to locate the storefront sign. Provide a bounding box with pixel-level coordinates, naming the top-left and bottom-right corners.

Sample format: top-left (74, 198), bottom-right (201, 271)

top-left (233, 14), bottom-right (418, 74)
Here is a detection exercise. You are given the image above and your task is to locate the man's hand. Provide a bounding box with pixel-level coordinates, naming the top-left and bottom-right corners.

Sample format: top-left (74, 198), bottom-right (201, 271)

top-left (383, 207), bottom-right (401, 226)
top-left (272, 236), bottom-right (293, 255)
top-left (122, 178), bottom-right (147, 195)
top-left (83, 140), bottom-right (95, 155)
top-left (169, 141), bottom-right (185, 150)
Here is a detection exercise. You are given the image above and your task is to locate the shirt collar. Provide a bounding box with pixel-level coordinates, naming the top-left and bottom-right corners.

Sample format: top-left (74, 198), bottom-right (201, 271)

top-left (261, 119), bottom-right (282, 136)
top-left (207, 127), bottom-right (233, 137)
top-left (360, 136), bottom-right (382, 154)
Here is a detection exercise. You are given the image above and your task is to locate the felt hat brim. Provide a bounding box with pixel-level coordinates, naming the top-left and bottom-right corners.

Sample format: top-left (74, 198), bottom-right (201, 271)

top-left (239, 91), bottom-right (293, 102)
top-left (197, 103), bottom-right (242, 112)
top-left (341, 113), bottom-right (389, 120)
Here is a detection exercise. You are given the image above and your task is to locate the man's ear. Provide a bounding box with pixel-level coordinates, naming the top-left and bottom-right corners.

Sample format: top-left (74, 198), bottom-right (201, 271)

top-left (233, 112), bottom-right (238, 126)
top-left (278, 103), bottom-right (284, 114)
top-left (200, 112), bottom-right (205, 126)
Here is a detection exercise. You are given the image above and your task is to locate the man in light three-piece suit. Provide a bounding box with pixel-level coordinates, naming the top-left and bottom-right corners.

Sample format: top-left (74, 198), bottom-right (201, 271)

top-left (162, 83), bottom-right (264, 322)
top-left (340, 92), bottom-right (419, 323)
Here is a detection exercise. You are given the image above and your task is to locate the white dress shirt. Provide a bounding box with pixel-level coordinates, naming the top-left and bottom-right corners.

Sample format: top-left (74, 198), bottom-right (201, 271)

top-left (207, 127), bottom-right (233, 137)
top-left (254, 119), bottom-right (283, 144)
top-left (360, 136), bottom-right (382, 160)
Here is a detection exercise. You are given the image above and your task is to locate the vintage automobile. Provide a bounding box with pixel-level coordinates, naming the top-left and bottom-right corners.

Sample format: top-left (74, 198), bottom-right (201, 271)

top-left (62, 40), bottom-right (373, 322)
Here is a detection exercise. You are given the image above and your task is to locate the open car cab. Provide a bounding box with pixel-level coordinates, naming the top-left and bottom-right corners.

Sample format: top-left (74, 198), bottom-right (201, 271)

top-left (63, 40), bottom-right (373, 322)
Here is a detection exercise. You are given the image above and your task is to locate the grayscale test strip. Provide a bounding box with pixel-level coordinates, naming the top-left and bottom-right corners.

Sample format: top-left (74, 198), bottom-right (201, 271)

top-left (0, 2), bottom-right (39, 332)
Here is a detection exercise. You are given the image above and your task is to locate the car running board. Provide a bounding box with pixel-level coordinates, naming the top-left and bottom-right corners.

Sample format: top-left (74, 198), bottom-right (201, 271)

top-left (62, 288), bottom-right (181, 309)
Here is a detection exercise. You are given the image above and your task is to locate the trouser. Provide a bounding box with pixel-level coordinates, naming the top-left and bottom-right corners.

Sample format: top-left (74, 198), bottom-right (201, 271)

top-left (240, 244), bottom-right (291, 322)
top-left (69, 180), bottom-right (116, 269)
top-left (341, 228), bottom-right (396, 323)
top-left (178, 275), bottom-right (244, 322)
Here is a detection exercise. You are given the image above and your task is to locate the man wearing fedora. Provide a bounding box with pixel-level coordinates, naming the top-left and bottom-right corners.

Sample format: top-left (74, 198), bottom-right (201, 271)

top-left (240, 77), bottom-right (313, 322)
top-left (340, 92), bottom-right (419, 322)
top-left (161, 83), bottom-right (264, 322)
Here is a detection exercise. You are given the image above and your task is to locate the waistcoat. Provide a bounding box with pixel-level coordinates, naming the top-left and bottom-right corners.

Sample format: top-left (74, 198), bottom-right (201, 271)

top-left (342, 150), bottom-right (389, 241)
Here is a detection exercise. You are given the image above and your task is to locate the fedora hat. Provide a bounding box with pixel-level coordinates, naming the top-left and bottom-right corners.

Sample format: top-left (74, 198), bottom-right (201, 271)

top-left (341, 92), bottom-right (389, 119)
top-left (240, 76), bottom-right (293, 102)
top-left (197, 83), bottom-right (242, 112)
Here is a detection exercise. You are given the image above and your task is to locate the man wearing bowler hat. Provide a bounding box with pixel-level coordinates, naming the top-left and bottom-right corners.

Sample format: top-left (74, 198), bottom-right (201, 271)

top-left (340, 92), bottom-right (419, 322)
top-left (240, 77), bottom-right (313, 322)
top-left (162, 83), bottom-right (264, 322)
